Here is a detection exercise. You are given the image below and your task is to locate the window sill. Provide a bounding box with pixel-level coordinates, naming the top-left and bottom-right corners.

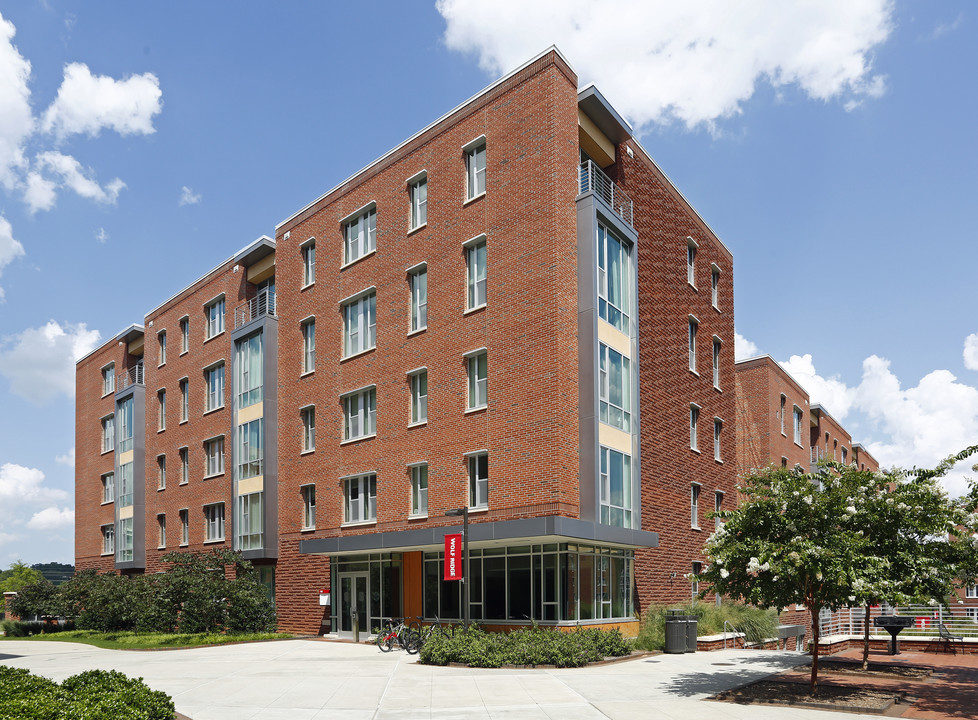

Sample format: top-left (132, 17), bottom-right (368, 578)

top-left (203, 472), bottom-right (225, 480)
top-left (463, 191), bottom-right (486, 206)
top-left (203, 538), bottom-right (224, 545)
top-left (100, 500), bottom-right (113, 506)
top-left (101, 552), bottom-right (113, 557)
top-left (301, 526), bottom-right (316, 533)
top-left (713, 385), bottom-right (721, 393)
top-left (158, 362), bottom-right (165, 368)
top-left (180, 419), bottom-right (188, 425)
top-left (157, 545), bottom-right (166, 550)
top-left (179, 351), bottom-right (188, 357)
top-left (157, 486), bottom-right (166, 492)
top-left (407, 222), bottom-right (427, 236)
top-left (407, 326), bottom-right (427, 337)
top-left (688, 282), bottom-right (697, 291)
top-left (101, 391), bottom-right (113, 399)
top-left (340, 434), bottom-right (376, 446)
top-left (689, 369), bottom-right (699, 377)
top-left (713, 304), bottom-right (721, 313)
top-left (203, 331), bottom-right (225, 345)
top-left (300, 370), bottom-right (315, 378)
top-left (465, 405), bottom-right (487, 415)
top-left (463, 303), bottom-right (486, 316)
top-left (203, 405), bottom-right (224, 416)
top-left (301, 281), bottom-right (315, 291)
top-left (794, 441), bottom-right (803, 448)
top-left (340, 249), bottom-right (376, 270)
top-left (341, 519), bottom-right (377, 528)
top-left (301, 449), bottom-right (315, 456)
top-left (101, 449), bottom-right (113, 456)
top-left (691, 525), bottom-right (702, 532)
top-left (467, 506), bottom-right (489, 514)
top-left (408, 420), bottom-right (428, 429)
top-left (158, 428), bottom-right (166, 433)
top-left (715, 458), bottom-right (724, 464)
top-left (690, 448), bottom-right (701, 454)
top-left (408, 513), bottom-right (428, 521)
top-left (179, 481), bottom-right (189, 486)
top-left (340, 346), bottom-right (375, 363)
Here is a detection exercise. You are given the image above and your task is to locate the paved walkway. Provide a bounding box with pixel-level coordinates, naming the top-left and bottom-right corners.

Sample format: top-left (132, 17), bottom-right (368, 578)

top-left (0, 639), bottom-right (904, 720)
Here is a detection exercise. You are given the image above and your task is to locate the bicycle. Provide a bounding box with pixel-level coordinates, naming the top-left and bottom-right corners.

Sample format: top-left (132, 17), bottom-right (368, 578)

top-left (408, 616), bottom-right (461, 648)
top-left (376, 617), bottom-right (420, 654)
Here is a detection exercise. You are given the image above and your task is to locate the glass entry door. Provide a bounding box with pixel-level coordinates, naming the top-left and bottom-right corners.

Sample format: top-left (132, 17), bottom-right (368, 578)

top-left (338, 572), bottom-right (369, 639)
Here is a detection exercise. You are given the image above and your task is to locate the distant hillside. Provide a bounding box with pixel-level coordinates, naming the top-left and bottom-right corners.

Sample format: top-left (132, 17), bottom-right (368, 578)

top-left (30, 562), bottom-right (75, 585)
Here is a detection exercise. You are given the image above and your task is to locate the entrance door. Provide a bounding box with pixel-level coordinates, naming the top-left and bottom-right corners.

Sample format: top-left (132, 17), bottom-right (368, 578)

top-left (338, 572), bottom-right (369, 639)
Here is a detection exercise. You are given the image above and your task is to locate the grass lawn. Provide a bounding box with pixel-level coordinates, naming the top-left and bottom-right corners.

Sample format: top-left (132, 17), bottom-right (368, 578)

top-left (0, 629), bottom-right (291, 650)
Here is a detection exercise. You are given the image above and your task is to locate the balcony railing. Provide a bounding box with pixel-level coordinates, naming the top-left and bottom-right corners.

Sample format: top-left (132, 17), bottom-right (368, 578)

top-left (118, 363), bottom-right (144, 390)
top-left (235, 290), bottom-right (276, 329)
top-left (579, 160), bottom-right (633, 228)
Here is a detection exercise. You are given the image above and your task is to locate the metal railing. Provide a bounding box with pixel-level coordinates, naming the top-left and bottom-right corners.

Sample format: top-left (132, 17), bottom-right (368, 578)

top-left (118, 363), bottom-right (144, 390)
top-left (235, 290), bottom-right (276, 329)
top-left (818, 604), bottom-right (978, 638)
top-left (579, 160), bottom-right (633, 228)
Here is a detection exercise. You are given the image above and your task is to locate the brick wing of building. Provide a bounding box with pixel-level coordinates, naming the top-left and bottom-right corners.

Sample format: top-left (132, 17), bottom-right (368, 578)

top-left (75, 47), bottom-right (737, 635)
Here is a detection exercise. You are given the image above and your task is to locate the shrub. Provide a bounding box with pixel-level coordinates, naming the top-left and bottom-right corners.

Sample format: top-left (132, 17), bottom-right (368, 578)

top-left (633, 601), bottom-right (778, 650)
top-left (6, 581), bottom-right (59, 620)
top-left (1, 620), bottom-right (74, 637)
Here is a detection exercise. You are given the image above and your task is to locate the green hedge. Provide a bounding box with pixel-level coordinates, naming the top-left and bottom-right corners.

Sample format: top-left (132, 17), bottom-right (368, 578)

top-left (419, 625), bottom-right (631, 667)
top-left (634, 601), bottom-right (778, 651)
top-left (0, 666), bottom-right (174, 720)
top-left (1, 621), bottom-right (75, 637)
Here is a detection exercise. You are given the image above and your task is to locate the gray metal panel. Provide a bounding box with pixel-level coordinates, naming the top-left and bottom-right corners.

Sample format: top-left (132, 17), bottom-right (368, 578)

top-left (578, 87), bottom-right (633, 145)
top-left (577, 194), bottom-right (599, 524)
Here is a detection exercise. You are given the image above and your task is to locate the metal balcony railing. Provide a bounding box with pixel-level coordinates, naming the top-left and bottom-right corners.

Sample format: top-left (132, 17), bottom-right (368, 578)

top-left (818, 604), bottom-right (978, 639)
top-left (118, 363), bottom-right (144, 390)
top-left (579, 160), bottom-right (633, 228)
top-left (235, 290), bottom-right (276, 329)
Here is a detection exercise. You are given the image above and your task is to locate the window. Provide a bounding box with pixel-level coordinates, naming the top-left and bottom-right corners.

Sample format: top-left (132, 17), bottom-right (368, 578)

top-left (236, 492), bottom-right (263, 550)
top-left (688, 317), bottom-right (698, 372)
top-left (467, 352), bottom-right (487, 410)
top-left (599, 344), bottom-right (631, 431)
top-left (967, 608), bottom-right (978, 623)
top-left (343, 388), bottom-right (376, 441)
top-left (344, 474), bottom-right (377, 524)
top-left (690, 404), bottom-right (700, 451)
top-left (118, 462), bottom-right (133, 508)
top-left (237, 420), bottom-right (263, 478)
top-left (179, 509), bottom-right (189, 546)
top-left (712, 338), bottom-right (721, 389)
top-left (204, 503), bottom-right (225, 542)
top-left (157, 455), bottom-right (166, 490)
top-left (158, 330), bottom-right (167, 365)
top-left (409, 267), bottom-right (427, 332)
top-left (687, 239), bottom-right (697, 286)
top-left (301, 406), bottom-right (315, 452)
top-left (343, 206), bottom-right (376, 265)
top-left (205, 297), bottom-right (225, 339)
top-left (343, 292), bottom-right (376, 357)
top-left (410, 464), bottom-right (428, 517)
top-left (600, 447), bottom-right (632, 528)
top-left (597, 224), bottom-right (631, 333)
top-left (302, 240), bottom-right (316, 286)
top-left (711, 265), bottom-right (720, 309)
top-left (117, 517), bottom-right (133, 562)
top-left (118, 397), bottom-right (133, 452)
top-left (236, 332), bottom-right (263, 407)
top-left (466, 239), bottom-right (486, 310)
top-left (410, 177), bottom-right (427, 229)
top-left (410, 371), bottom-right (428, 425)
top-left (205, 363), bottom-right (224, 411)
top-left (180, 378), bottom-right (189, 422)
top-left (967, 586), bottom-right (977, 599)
top-left (468, 453), bottom-right (488, 509)
top-left (180, 317), bottom-right (189, 353)
top-left (780, 394), bottom-right (786, 435)
top-left (101, 415), bottom-right (115, 453)
top-left (204, 436), bottom-right (224, 477)
top-left (179, 448), bottom-right (189, 485)
top-left (465, 141), bottom-right (486, 199)
top-left (101, 473), bottom-right (114, 504)
top-left (841, 447), bottom-right (848, 464)
top-left (691, 562), bottom-right (702, 597)
top-left (714, 492), bottom-right (724, 531)
top-left (302, 319), bottom-right (316, 373)
top-left (102, 364), bottom-right (115, 395)
top-left (691, 484), bottom-right (701, 528)
top-left (714, 418), bottom-right (722, 461)
top-left (793, 406), bottom-right (803, 445)
top-left (101, 524), bottom-right (114, 555)
top-left (301, 485), bottom-right (316, 530)
top-left (158, 514), bottom-right (166, 548)
top-left (158, 389), bottom-right (166, 431)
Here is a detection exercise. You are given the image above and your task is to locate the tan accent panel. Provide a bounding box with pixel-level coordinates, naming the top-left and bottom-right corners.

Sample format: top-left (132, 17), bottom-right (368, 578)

top-left (127, 337), bottom-right (144, 356)
top-left (600, 424), bottom-right (633, 454)
top-left (118, 505), bottom-right (134, 520)
top-left (118, 450), bottom-right (134, 466)
top-left (247, 252), bottom-right (276, 283)
top-left (238, 475), bottom-right (264, 495)
top-left (598, 321), bottom-right (631, 357)
top-left (237, 401), bottom-right (264, 424)
top-left (578, 110), bottom-right (615, 168)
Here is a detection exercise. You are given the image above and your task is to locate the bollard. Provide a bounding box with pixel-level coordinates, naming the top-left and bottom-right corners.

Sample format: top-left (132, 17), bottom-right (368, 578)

top-left (352, 608), bottom-right (360, 644)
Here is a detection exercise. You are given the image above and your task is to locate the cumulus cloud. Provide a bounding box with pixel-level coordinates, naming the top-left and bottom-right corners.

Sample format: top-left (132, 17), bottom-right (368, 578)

top-left (40, 62), bottom-right (162, 139)
top-left (734, 332), bottom-right (760, 361)
top-left (780, 354), bottom-right (854, 419)
top-left (963, 333), bottom-right (978, 371)
top-left (0, 214), bottom-right (25, 301)
top-left (55, 448), bottom-right (75, 468)
top-left (437, 0), bottom-right (893, 132)
top-left (26, 506), bottom-right (74, 531)
top-left (0, 463), bottom-right (68, 504)
top-left (0, 13), bottom-right (33, 189)
top-left (0, 320), bottom-right (101, 404)
top-left (27, 151), bottom-right (125, 209)
top-left (179, 185), bottom-right (201, 206)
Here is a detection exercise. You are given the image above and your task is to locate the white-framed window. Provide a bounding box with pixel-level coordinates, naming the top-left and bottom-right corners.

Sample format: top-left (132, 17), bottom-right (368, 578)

top-left (236, 332), bottom-right (263, 408)
top-left (302, 240), bottom-right (316, 286)
top-left (158, 514), bottom-right (166, 549)
top-left (237, 419), bottom-right (263, 479)
top-left (301, 484), bottom-right (316, 530)
top-left (343, 206), bottom-right (376, 265)
top-left (688, 316), bottom-right (698, 372)
top-left (343, 292), bottom-right (376, 357)
top-left (712, 337), bottom-right (721, 389)
top-left (467, 351), bottom-right (487, 410)
top-left (302, 318), bottom-right (316, 373)
top-left (118, 462), bottom-right (134, 508)
top-left (410, 370), bottom-right (428, 425)
top-left (301, 406), bottom-right (316, 452)
top-left (344, 474), bottom-right (377, 524)
top-left (101, 472), bottom-right (114, 504)
top-left (236, 492), bottom-right (263, 550)
top-left (205, 297), bottom-right (225, 339)
top-left (967, 607), bottom-right (978, 623)
top-left (179, 378), bottom-right (189, 422)
top-left (179, 447), bottom-right (189, 485)
top-left (410, 177), bottom-right (427, 229)
top-left (180, 317), bottom-right (189, 353)
top-left (714, 418), bottom-right (722, 462)
top-left (690, 404), bottom-right (700, 451)
top-left (711, 264), bottom-right (720, 309)
top-left (157, 454), bottom-right (166, 490)
top-left (204, 503), bottom-right (225, 542)
top-left (967, 585), bottom-right (978, 599)
top-left (343, 388), bottom-right (376, 441)
top-left (117, 517), bottom-right (133, 562)
top-left (101, 524), bottom-right (114, 555)
top-left (410, 463), bottom-right (428, 517)
top-left (409, 267), bottom-right (427, 332)
top-left (687, 238), bottom-right (697, 287)
top-left (158, 330), bottom-right (167, 366)
top-left (597, 224), bottom-right (631, 333)
top-left (780, 394), bottom-right (786, 435)
top-left (600, 447), bottom-right (632, 528)
top-left (793, 406), bottom-right (803, 445)
top-left (691, 561), bottom-right (702, 597)
top-left (466, 239), bottom-right (486, 310)
top-left (691, 483), bottom-right (701, 528)
top-left (205, 362), bottom-right (224, 412)
top-left (204, 436), bottom-right (224, 477)
top-left (179, 509), bottom-right (189, 546)
top-left (102, 363), bottom-right (115, 395)
top-left (842, 446), bottom-right (848, 464)
top-left (599, 344), bottom-right (631, 431)
top-left (465, 140), bottom-right (486, 199)
top-left (101, 414), bottom-right (115, 453)
top-left (714, 491), bottom-right (724, 531)
top-left (468, 453), bottom-right (488, 509)
top-left (158, 389), bottom-right (166, 431)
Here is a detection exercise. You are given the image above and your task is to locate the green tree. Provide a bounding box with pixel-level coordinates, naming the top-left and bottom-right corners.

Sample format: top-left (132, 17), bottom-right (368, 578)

top-left (6, 580), bottom-right (59, 619)
top-left (0, 561), bottom-right (44, 593)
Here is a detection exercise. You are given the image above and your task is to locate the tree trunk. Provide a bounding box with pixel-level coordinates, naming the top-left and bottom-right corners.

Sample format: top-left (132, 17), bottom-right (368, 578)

top-left (862, 602), bottom-right (871, 671)
top-left (809, 606), bottom-right (820, 697)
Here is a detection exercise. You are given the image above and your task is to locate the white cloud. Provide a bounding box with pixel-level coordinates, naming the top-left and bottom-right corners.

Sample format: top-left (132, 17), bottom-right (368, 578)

top-left (26, 506), bottom-right (74, 531)
top-left (0, 320), bottom-right (101, 404)
top-left (734, 332), bottom-right (760, 361)
top-left (23, 170), bottom-right (56, 212)
top-left (437, 0), bottom-right (893, 132)
top-left (95, 227), bottom-right (108, 244)
top-left (31, 151), bottom-right (125, 207)
top-left (963, 333), bottom-right (978, 371)
top-left (0, 463), bottom-right (68, 504)
top-left (179, 185), bottom-right (201, 206)
top-left (40, 62), bottom-right (162, 140)
top-left (780, 353), bottom-right (855, 419)
top-left (0, 214), bottom-right (25, 301)
top-left (0, 12), bottom-right (33, 189)
top-left (55, 448), bottom-right (75, 468)
top-left (926, 14), bottom-right (964, 41)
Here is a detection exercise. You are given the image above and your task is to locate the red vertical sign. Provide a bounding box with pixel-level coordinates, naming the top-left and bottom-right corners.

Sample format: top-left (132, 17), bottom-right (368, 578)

top-left (444, 533), bottom-right (463, 580)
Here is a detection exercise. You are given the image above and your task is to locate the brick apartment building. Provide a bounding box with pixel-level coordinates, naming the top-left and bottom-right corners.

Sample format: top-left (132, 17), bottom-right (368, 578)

top-left (75, 48), bottom-right (736, 636)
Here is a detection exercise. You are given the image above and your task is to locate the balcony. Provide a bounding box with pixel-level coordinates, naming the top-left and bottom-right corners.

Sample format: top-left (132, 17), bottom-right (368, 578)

top-left (579, 160), bottom-right (633, 228)
top-left (235, 289), bottom-right (276, 329)
top-left (118, 363), bottom-right (144, 390)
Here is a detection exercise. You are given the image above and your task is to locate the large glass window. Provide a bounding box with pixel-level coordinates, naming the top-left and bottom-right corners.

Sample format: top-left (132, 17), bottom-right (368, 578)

top-left (101, 524), bottom-right (114, 554)
top-left (118, 397), bottom-right (133, 452)
top-left (343, 292), bottom-right (376, 357)
top-left (344, 474), bottom-right (377, 524)
top-left (600, 447), bottom-right (632, 528)
top-left (410, 464), bottom-right (428, 517)
top-left (236, 332), bottom-right (263, 408)
top-left (236, 492), bottom-right (263, 550)
top-left (204, 503), bottom-right (225, 542)
top-left (344, 207), bottom-right (376, 265)
top-left (344, 388), bottom-right (376, 441)
top-left (599, 344), bottom-right (631, 431)
top-left (237, 420), bottom-right (263, 479)
top-left (118, 462), bottom-right (133, 508)
top-left (116, 517), bottom-right (133, 562)
top-left (466, 240), bottom-right (486, 310)
top-left (597, 224), bottom-right (631, 333)
top-left (468, 453), bottom-right (488, 509)
top-left (410, 268), bottom-right (427, 332)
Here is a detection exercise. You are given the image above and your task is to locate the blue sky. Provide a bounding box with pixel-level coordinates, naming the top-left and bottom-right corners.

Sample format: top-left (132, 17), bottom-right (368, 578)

top-left (0, 1), bottom-right (975, 566)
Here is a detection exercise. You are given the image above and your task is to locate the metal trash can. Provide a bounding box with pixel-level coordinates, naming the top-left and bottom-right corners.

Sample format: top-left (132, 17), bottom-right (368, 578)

top-left (665, 609), bottom-right (688, 654)
top-left (685, 614), bottom-right (698, 653)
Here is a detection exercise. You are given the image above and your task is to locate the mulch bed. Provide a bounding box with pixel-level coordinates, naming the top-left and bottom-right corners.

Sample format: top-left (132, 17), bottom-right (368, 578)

top-left (818, 657), bottom-right (932, 679)
top-left (713, 679), bottom-right (905, 714)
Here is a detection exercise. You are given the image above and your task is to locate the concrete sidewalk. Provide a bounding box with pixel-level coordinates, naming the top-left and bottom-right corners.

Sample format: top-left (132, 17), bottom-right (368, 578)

top-left (0, 639), bottom-right (879, 719)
